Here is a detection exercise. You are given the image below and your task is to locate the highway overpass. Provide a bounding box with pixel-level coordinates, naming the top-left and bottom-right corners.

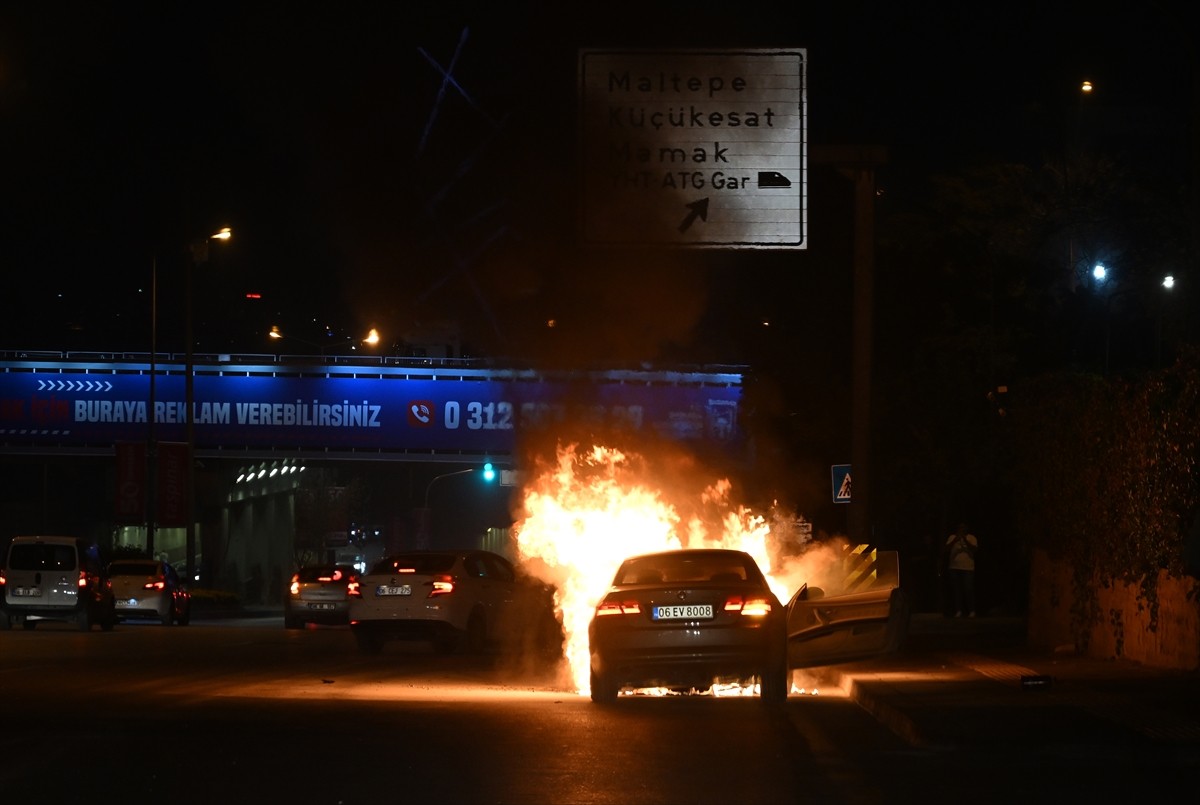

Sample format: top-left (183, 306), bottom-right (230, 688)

top-left (1, 351), bottom-right (745, 461)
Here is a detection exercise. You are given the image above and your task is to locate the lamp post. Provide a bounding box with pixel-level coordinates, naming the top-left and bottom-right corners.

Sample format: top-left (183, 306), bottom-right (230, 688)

top-left (147, 257), bottom-right (159, 556)
top-left (1155, 275), bottom-right (1176, 368)
top-left (1098, 268), bottom-right (1176, 374)
top-left (184, 227), bottom-right (232, 582)
top-left (419, 468), bottom-right (476, 548)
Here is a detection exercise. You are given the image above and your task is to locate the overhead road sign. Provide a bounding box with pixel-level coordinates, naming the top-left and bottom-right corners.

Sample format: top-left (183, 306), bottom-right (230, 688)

top-left (579, 48), bottom-right (807, 249)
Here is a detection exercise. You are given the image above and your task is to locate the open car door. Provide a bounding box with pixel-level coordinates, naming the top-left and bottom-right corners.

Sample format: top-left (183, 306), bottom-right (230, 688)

top-left (785, 549), bottom-right (909, 669)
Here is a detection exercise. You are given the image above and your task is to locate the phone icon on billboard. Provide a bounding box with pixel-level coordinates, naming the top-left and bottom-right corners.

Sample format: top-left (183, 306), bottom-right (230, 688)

top-left (407, 401), bottom-right (434, 427)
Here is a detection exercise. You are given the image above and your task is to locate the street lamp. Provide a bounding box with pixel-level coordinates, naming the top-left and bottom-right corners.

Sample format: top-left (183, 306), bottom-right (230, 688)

top-left (1099, 270), bottom-right (1176, 374)
top-left (269, 325), bottom-right (379, 354)
top-left (145, 227), bottom-right (231, 564)
top-left (1156, 275), bottom-right (1177, 366)
top-left (418, 465), bottom-right (497, 547)
top-left (424, 468), bottom-right (476, 508)
top-left (147, 257), bottom-right (160, 555)
top-left (418, 468), bottom-right (475, 549)
top-left (183, 227), bottom-right (233, 581)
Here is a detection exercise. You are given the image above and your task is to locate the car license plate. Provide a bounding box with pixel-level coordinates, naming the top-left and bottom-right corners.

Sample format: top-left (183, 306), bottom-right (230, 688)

top-left (13, 587), bottom-right (42, 597)
top-left (308, 603), bottom-right (335, 610)
top-left (376, 584), bottom-right (412, 596)
top-left (652, 604), bottom-right (713, 621)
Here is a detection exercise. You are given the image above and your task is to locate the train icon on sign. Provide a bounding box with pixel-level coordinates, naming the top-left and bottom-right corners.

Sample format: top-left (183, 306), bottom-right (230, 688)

top-left (757, 171), bottom-right (792, 188)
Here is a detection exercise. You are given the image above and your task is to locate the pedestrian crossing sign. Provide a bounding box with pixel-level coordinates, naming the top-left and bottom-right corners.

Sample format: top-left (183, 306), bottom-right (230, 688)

top-left (831, 464), bottom-right (851, 504)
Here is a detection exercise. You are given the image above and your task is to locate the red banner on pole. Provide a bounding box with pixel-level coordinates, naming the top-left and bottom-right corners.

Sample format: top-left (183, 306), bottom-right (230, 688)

top-left (114, 442), bottom-right (146, 524)
top-left (157, 441), bottom-right (189, 528)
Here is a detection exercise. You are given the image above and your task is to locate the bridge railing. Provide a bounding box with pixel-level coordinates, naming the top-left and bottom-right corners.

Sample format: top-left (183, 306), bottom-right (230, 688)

top-left (0, 350), bottom-right (749, 377)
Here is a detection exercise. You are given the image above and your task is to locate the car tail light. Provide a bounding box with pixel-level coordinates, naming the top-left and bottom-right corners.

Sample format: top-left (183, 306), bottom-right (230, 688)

top-left (143, 580), bottom-right (166, 590)
top-left (347, 577), bottom-right (360, 597)
top-left (0, 569), bottom-right (6, 587)
top-left (428, 574), bottom-right (454, 597)
top-left (77, 571), bottom-right (89, 589)
top-left (595, 600), bottom-right (642, 617)
top-left (724, 595), bottom-right (772, 617)
top-left (289, 574), bottom-right (301, 596)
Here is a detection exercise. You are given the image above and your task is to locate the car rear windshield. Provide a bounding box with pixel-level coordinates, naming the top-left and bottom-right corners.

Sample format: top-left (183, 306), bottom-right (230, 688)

top-left (109, 562), bottom-right (158, 577)
top-left (370, 553), bottom-right (456, 574)
top-left (8, 543), bottom-right (77, 571)
top-left (616, 554), bottom-right (758, 585)
top-left (295, 566), bottom-right (353, 582)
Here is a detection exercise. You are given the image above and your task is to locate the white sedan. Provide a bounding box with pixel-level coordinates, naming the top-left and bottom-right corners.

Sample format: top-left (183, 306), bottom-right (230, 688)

top-left (349, 550), bottom-right (560, 655)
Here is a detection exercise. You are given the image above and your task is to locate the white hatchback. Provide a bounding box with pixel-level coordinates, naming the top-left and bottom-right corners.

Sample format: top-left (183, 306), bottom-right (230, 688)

top-left (108, 558), bottom-right (191, 626)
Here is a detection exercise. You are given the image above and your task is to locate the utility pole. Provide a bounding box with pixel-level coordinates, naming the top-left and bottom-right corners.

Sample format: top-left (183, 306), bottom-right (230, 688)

top-left (813, 145), bottom-right (887, 546)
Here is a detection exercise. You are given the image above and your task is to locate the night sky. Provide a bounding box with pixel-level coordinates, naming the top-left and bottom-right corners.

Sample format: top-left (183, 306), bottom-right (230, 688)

top-left (0, 2), bottom-right (1193, 367)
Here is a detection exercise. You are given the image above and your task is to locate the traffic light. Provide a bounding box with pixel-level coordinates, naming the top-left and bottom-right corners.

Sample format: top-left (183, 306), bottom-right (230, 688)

top-left (481, 462), bottom-right (496, 482)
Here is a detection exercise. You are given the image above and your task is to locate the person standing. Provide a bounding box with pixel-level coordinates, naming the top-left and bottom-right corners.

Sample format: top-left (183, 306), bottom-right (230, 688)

top-left (944, 522), bottom-right (978, 617)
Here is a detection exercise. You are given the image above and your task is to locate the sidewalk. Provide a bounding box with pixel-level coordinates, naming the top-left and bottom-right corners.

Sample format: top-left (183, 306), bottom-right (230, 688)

top-left (835, 613), bottom-right (1200, 751)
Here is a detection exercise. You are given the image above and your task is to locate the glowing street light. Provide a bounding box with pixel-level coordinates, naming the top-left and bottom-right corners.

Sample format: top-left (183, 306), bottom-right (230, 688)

top-left (268, 325), bottom-right (377, 354)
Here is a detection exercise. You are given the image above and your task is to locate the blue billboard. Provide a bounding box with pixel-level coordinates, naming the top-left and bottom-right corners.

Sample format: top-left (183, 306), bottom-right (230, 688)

top-left (0, 356), bottom-right (744, 458)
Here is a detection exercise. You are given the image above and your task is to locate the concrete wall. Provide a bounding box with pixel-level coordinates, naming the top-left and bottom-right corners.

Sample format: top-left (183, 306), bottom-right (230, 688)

top-left (1029, 548), bottom-right (1200, 671)
top-left (225, 492), bottom-right (294, 605)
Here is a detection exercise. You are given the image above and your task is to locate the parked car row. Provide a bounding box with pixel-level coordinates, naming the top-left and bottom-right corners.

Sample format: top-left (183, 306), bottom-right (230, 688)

top-left (281, 549), bottom-right (564, 661)
top-left (0, 536), bottom-right (191, 631)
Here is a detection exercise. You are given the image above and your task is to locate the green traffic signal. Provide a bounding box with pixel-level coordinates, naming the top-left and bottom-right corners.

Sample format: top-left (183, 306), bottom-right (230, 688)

top-left (481, 462), bottom-right (496, 482)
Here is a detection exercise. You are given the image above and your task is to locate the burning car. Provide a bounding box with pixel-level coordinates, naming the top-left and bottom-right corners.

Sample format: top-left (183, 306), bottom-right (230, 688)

top-left (588, 549), bottom-right (789, 704)
top-left (588, 547), bottom-right (908, 703)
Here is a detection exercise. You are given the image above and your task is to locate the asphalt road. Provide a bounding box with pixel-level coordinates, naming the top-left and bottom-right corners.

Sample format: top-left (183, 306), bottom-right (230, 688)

top-left (0, 615), bottom-right (1194, 804)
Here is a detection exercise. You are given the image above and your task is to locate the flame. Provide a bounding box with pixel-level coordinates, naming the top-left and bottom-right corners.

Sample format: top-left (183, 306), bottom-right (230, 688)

top-left (513, 442), bottom-right (833, 696)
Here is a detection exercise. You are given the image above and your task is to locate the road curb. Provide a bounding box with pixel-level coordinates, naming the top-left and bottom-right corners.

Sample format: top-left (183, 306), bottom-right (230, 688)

top-left (843, 674), bottom-right (929, 748)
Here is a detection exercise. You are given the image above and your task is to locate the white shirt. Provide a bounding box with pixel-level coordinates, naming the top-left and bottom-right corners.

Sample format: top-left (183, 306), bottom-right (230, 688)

top-left (945, 532), bottom-right (977, 571)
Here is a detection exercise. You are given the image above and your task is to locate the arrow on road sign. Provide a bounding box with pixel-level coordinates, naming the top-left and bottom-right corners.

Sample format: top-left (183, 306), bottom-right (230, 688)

top-left (678, 198), bottom-right (710, 233)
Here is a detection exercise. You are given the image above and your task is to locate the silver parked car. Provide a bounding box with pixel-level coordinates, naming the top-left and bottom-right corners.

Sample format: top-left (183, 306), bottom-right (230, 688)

top-left (109, 558), bottom-right (191, 626)
top-left (284, 564), bottom-right (358, 628)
